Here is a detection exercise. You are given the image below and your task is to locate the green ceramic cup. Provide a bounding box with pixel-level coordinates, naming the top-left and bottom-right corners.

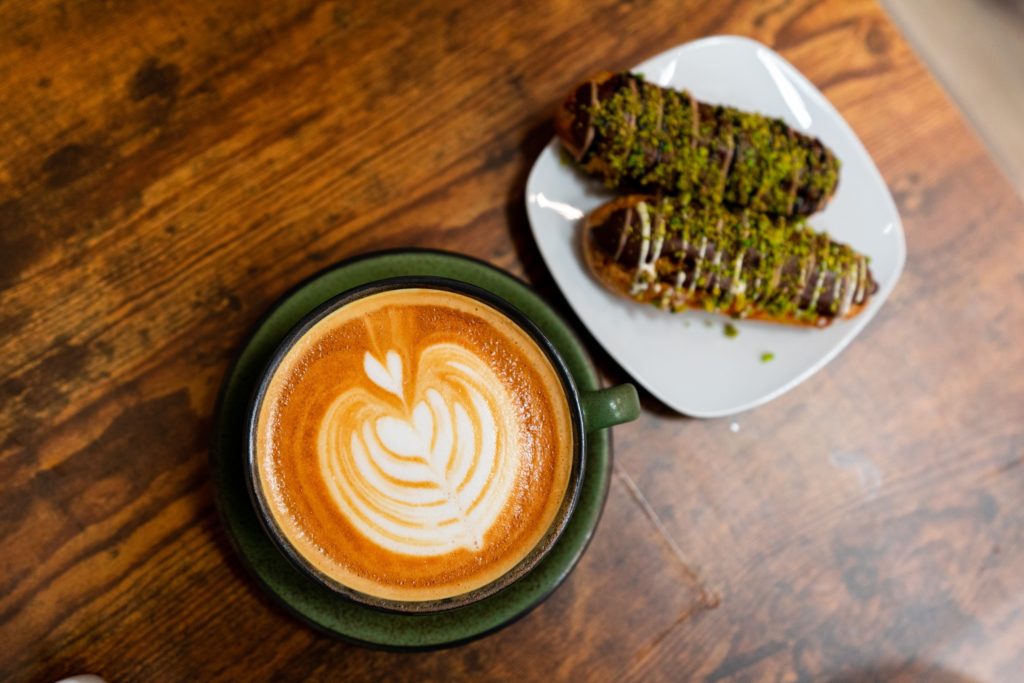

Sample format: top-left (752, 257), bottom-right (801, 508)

top-left (244, 276), bottom-right (640, 615)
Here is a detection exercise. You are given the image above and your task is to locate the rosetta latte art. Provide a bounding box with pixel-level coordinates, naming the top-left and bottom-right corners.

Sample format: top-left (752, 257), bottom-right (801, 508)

top-left (317, 345), bottom-right (520, 556)
top-left (257, 289), bottom-right (576, 602)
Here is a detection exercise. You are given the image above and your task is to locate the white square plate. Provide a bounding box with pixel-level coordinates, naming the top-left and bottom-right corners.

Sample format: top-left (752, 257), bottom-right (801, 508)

top-left (525, 36), bottom-right (905, 417)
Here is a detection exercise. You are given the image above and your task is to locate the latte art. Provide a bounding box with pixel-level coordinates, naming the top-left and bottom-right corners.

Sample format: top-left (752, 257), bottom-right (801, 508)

top-left (255, 288), bottom-right (574, 603)
top-left (318, 345), bottom-right (519, 555)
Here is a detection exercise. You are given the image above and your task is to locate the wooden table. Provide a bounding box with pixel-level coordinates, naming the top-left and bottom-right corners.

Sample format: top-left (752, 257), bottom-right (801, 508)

top-left (2, 0), bottom-right (1022, 680)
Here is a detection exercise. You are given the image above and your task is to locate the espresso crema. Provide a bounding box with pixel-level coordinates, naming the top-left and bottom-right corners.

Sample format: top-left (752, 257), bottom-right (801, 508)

top-left (255, 288), bottom-right (574, 603)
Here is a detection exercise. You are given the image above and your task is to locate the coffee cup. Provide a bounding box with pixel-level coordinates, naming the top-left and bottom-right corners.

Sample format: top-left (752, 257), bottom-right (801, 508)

top-left (245, 276), bottom-right (639, 613)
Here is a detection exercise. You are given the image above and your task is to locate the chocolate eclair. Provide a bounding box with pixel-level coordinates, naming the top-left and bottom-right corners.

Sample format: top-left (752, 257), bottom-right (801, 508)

top-left (583, 196), bottom-right (877, 327)
top-left (556, 72), bottom-right (840, 217)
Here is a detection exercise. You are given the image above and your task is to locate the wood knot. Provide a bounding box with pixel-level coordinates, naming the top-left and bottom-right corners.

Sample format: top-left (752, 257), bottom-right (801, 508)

top-left (130, 57), bottom-right (181, 102)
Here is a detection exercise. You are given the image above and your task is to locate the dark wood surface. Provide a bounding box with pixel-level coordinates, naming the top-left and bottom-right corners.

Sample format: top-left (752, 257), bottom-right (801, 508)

top-left (2, 0), bottom-right (1022, 681)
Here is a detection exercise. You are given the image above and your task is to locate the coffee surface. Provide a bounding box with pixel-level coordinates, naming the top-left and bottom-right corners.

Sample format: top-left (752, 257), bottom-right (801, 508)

top-left (255, 288), bottom-right (574, 603)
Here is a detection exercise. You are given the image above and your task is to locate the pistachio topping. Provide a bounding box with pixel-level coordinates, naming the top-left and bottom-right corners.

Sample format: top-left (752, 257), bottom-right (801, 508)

top-left (580, 73), bottom-right (840, 217)
top-left (595, 198), bottom-right (877, 323)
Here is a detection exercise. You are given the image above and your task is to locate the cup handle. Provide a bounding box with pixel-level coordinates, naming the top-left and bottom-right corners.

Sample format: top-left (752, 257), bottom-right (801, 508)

top-left (579, 384), bottom-right (640, 432)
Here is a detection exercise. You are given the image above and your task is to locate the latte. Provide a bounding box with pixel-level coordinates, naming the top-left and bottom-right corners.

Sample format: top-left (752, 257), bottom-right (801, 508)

top-left (254, 287), bottom-right (575, 603)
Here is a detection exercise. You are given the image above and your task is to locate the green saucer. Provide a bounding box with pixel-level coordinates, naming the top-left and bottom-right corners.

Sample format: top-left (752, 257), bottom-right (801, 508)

top-left (211, 249), bottom-right (612, 650)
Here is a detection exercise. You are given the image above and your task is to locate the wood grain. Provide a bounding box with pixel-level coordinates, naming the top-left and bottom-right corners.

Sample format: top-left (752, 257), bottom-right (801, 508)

top-left (1, 0), bottom-right (1022, 681)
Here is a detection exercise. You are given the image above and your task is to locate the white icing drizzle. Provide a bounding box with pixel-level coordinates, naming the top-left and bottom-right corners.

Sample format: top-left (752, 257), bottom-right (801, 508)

top-left (688, 236), bottom-right (709, 296)
top-left (801, 251), bottom-right (817, 292)
top-left (673, 238), bottom-right (690, 289)
top-left (668, 240), bottom-right (690, 311)
top-left (710, 249), bottom-right (723, 279)
top-left (807, 271), bottom-right (827, 312)
top-left (629, 202), bottom-right (652, 295)
top-left (830, 270), bottom-right (842, 314)
top-left (729, 252), bottom-right (747, 296)
top-left (631, 204), bottom-right (664, 295)
top-left (854, 257), bottom-right (868, 303)
top-left (838, 266), bottom-right (857, 316)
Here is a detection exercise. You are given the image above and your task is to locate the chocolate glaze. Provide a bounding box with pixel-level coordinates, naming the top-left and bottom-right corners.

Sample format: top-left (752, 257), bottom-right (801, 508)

top-left (563, 74), bottom-right (840, 217)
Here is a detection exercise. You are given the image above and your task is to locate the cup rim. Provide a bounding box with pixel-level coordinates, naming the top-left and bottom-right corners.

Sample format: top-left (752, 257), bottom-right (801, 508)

top-left (244, 276), bottom-right (586, 614)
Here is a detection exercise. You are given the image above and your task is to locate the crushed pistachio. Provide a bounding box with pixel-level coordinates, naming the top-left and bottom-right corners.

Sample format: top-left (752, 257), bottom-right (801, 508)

top-left (614, 196), bottom-right (867, 320)
top-left (760, 352), bottom-right (775, 363)
top-left (724, 322), bottom-right (739, 338)
top-left (583, 74), bottom-right (839, 216)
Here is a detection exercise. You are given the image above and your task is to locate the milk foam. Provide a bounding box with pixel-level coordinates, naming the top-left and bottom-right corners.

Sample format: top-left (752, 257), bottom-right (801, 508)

top-left (257, 288), bottom-right (575, 603)
top-left (317, 344), bottom-right (519, 556)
